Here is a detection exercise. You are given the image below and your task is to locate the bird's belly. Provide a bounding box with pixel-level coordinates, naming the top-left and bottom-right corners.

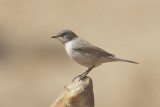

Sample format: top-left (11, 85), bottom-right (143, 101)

top-left (69, 51), bottom-right (99, 68)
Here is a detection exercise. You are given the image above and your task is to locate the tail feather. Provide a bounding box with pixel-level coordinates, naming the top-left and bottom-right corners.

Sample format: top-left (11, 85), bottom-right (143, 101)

top-left (118, 59), bottom-right (139, 64)
top-left (111, 57), bottom-right (139, 64)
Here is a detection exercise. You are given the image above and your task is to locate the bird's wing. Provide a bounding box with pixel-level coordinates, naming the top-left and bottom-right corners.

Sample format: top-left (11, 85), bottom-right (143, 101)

top-left (74, 39), bottom-right (115, 57)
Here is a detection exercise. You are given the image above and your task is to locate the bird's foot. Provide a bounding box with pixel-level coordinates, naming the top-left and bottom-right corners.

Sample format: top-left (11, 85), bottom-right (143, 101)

top-left (72, 73), bottom-right (87, 82)
top-left (72, 66), bottom-right (94, 82)
top-left (78, 74), bottom-right (87, 82)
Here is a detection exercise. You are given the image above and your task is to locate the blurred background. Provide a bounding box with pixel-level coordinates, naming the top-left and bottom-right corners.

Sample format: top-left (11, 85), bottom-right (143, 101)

top-left (0, 0), bottom-right (160, 107)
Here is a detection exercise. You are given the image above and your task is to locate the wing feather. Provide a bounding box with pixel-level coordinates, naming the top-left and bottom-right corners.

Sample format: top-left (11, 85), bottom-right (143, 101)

top-left (74, 45), bottom-right (114, 57)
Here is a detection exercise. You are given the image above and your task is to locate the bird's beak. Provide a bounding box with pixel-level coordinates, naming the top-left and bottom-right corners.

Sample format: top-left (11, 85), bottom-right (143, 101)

top-left (51, 35), bottom-right (58, 38)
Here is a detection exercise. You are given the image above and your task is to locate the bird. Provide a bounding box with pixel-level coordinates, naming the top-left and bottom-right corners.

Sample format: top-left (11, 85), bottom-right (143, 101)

top-left (51, 29), bottom-right (138, 82)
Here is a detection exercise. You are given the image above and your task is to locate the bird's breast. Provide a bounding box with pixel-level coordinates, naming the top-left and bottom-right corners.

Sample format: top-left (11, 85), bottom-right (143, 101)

top-left (65, 41), bottom-right (85, 58)
top-left (65, 41), bottom-right (75, 58)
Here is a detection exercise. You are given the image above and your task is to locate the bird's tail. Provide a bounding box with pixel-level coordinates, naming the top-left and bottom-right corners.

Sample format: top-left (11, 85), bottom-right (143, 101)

top-left (110, 57), bottom-right (139, 64)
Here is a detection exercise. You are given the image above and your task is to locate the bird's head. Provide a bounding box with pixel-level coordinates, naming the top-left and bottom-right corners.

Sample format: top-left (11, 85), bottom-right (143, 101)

top-left (52, 29), bottom-right (78, 44)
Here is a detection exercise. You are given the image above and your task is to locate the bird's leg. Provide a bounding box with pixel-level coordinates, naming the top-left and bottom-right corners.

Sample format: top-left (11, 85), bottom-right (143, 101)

top-left (78, 66), bottom-right (94, 81)
top-left (72, 66), bottom-right (94, 82)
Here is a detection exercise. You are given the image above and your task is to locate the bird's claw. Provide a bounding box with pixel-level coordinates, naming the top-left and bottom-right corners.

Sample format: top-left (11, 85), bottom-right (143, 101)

top-left (72, 74), bottom-right (87, 82)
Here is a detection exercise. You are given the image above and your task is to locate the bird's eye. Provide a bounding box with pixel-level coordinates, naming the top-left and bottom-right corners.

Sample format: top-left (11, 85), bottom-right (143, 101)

top-left (61, 33), bottom-right (66, 37)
